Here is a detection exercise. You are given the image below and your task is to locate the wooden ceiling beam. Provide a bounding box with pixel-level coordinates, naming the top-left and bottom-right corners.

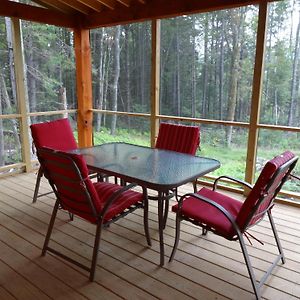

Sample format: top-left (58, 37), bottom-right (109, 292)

top-left (55, 0), bottom-right (92, 14)
top-left (94, 0), bottom-right (116, 10)
top-left (82, 0), bottom-right (267, 29)
top-left (32, 0), bottom-right (77, 14)
top-left (116, 0), bottom-right (131, 7)
top-left (0, 0), bottom-right (77, 28)
top-left (76, 0), bottom-right (104, 12)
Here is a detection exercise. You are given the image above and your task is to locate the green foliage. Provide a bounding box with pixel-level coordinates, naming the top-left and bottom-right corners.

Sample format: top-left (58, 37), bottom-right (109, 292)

top-left (93, 127), bottom-right (150, 146)
top-left (93, 127), bottom-right (300, 194)
top-left (21, 22), bottom-right (76, 112)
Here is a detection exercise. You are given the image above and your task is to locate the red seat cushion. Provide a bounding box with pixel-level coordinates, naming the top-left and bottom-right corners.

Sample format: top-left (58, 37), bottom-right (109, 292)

top-left (155, 123), bottom-right (200, 155)
top-left (172, 187), bottom-right (243, 238)
top-left (172, 151), bottom-right (295, 240)
top-left (236, 151), bottom-right (295, 230)
top-left (39, 148), bottom-right (99, 218)
top-left (30, 118), bottom-right (78, 151)
top-left (93, 182), bottom-right (143, 223)
top-left (40, 148), bottom-right (143, 224)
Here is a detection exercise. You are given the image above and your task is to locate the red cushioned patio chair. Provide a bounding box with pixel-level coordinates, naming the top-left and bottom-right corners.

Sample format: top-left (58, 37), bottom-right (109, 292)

top-left (39, 147), bottom-right (151, 281)
top-left (169, 151), bottom-right (298, 300)
top-left (153, 122), bottom-right (200, 227)
top-left (30, 118), bottom-right (99, 203)
top-left (155, 122), bottom-right (200, 156)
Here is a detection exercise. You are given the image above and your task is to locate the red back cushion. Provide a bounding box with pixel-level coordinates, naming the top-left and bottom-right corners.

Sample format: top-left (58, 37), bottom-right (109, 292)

top-left (236, 151), bottom-right (295, 231)
top-left (155, 123), bottom-right (200, 155)
top-left (30, 118), bottom-right (78, 151)
top-left (39, 148), bottom-right (101, 221)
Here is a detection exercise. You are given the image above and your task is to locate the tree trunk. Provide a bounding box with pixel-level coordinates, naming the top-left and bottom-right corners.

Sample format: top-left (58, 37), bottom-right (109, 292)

top-left (27, 29), bottom-right (37, 120)
top-left (274, 89), bottom-right (278, 125)
top-left (110, 26), bottom-right (121, 135)
top-left (139, 24), bottom-right (145, 107)
top-left (225, 9), bottom-right (245, 147)
top-left (96, 28), bottom-right (105, 131)
top-left (191, 16), bottom-right (196, 118)
top-left (202, 15), bottom-right (209, 117)
top-left (103, 42), bottom-right (111, 127)
top-left (288, 10), bottom-right (300, 127)
top-left (5, 18), bottom-right (17, 106)
top-left (263, 7), bottom-right (274, 119)
top-left (0, 72), bottom-right (21, 152)
top-left (125, 26), bottom-right (131, 127)
top-left (175, 20), bottom-right (181, 116)
top-left (58, 86), bottom-right (68, 118)
top-left (219, 12), bottom-right (225, 120)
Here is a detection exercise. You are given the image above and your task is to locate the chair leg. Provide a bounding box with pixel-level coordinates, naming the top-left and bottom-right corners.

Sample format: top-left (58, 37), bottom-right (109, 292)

top-left (68, 212), bottom-right (74, 221)
top-left (89, 223), bottom-right (102, 281)
top-left (193, 180), bottom-right (197, 193)
top-left (268, 210), bottom-right (285, 264)
top-left (169, 213), bottom-right (182, 262)
top-left (238, 233), bottom-right (260, 300)
top-left (239, 212), bottom-right (285, 300)
top-left (33, 167), bottom-right (43, 203)
top-left (163, 195), bottom-right (169, 229)
top-left (42, 200), bottom-right (59, 256)
top-left (97, 173), bottom-right (103, 182)
top-left (143, 189), bottom-right (151, 246)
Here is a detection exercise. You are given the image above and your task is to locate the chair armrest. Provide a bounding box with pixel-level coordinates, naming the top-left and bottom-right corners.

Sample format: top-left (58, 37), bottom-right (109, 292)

top-left (178, 192), bottom-right (241, 235)
top-left (100, 182), bottom-right (143, 218)
top-left (213, 176), bottom-right (253, 191)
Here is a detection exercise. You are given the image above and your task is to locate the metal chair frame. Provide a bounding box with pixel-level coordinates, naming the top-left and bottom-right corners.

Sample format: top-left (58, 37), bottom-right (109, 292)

top-left (32, 166), bottom-right (53, 203)
top-left (39, 148), bottom-right (151, 281)
top-left (151, 123), bottom-right (200, 228)
top-left (169, 156), bottom-right (298, 300)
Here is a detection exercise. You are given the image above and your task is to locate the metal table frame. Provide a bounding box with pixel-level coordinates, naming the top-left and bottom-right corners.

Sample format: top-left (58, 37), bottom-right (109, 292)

top-left (74, 142), bottom-right (220, 265)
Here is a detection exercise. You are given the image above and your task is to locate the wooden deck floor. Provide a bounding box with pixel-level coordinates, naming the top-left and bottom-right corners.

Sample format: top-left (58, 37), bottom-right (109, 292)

top-left (1, 172), bottom-right (300, 300)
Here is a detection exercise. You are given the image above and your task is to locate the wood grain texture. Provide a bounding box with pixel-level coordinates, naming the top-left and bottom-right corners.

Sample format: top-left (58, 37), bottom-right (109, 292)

top-left (0, 172), bottom-right (300, 299)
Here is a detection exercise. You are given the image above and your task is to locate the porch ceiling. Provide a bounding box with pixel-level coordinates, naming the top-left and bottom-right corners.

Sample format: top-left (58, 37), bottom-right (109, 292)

top-left (1, 0), bottom-right (273, 29)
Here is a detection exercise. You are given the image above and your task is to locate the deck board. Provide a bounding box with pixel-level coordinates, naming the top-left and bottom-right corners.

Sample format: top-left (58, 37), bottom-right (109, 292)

top-left (1, 172), bottom-right (300, 299)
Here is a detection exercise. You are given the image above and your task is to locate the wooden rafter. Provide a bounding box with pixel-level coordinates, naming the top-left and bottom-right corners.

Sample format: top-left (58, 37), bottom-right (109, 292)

top-left (55, 0), bottom-right (92, 14)
top-left (116, 0), bottom-right (131, 7)
top-left (0, 0), bottom-right (76, 28)
top-left (94, 0), bottom-right (116, 10)
top-left (32, 0), bottom-right (77, 14)
top-left (2, 0), bottom-right (276, 30)
top-left (76, 0), bottom-right (103, 12)
top-left (82, 0), bottom-right (266, 29)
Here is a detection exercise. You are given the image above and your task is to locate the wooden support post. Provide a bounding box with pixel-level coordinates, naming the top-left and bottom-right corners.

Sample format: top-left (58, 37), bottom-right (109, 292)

top-left (245, 2), bottom-right (268, 185)
top-left (74, 28), bottom-right (93, 147)
top-left (11, 18), bottom-right (32, 172)
top-left (150, 19), bottom-right (161, 148)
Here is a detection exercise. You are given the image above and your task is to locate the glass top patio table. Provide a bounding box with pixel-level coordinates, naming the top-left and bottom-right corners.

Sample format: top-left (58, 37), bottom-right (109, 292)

top-left (74, 142), bottom-right (220, 265)
top-left (74, 142), bottom-right (220, 192)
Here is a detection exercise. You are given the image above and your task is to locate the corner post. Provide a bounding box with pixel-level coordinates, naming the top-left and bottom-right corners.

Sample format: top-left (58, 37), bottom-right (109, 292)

top-left (11, 18), bottom-right (32, 172)
top-left (245, 2), bottom-right (268, 186)
top-left (150, 19), bottom-right (161, 147)
top-left (74, 28), bottom-right (93, 147)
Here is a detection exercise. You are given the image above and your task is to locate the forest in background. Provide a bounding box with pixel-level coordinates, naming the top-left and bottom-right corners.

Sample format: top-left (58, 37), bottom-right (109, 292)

top-left (0, 0), bottom-right (300, 192)
top-left (90, 1), bottom-right (300, 142)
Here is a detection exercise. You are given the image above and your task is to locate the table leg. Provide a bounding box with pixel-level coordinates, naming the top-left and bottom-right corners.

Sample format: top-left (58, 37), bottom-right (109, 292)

top-left (158, 191), bottom-right (165, 266)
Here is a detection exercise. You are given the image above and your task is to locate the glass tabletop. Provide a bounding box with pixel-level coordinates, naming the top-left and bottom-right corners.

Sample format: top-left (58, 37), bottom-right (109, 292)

top-left (74, 142), bottom-right (220, 191)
